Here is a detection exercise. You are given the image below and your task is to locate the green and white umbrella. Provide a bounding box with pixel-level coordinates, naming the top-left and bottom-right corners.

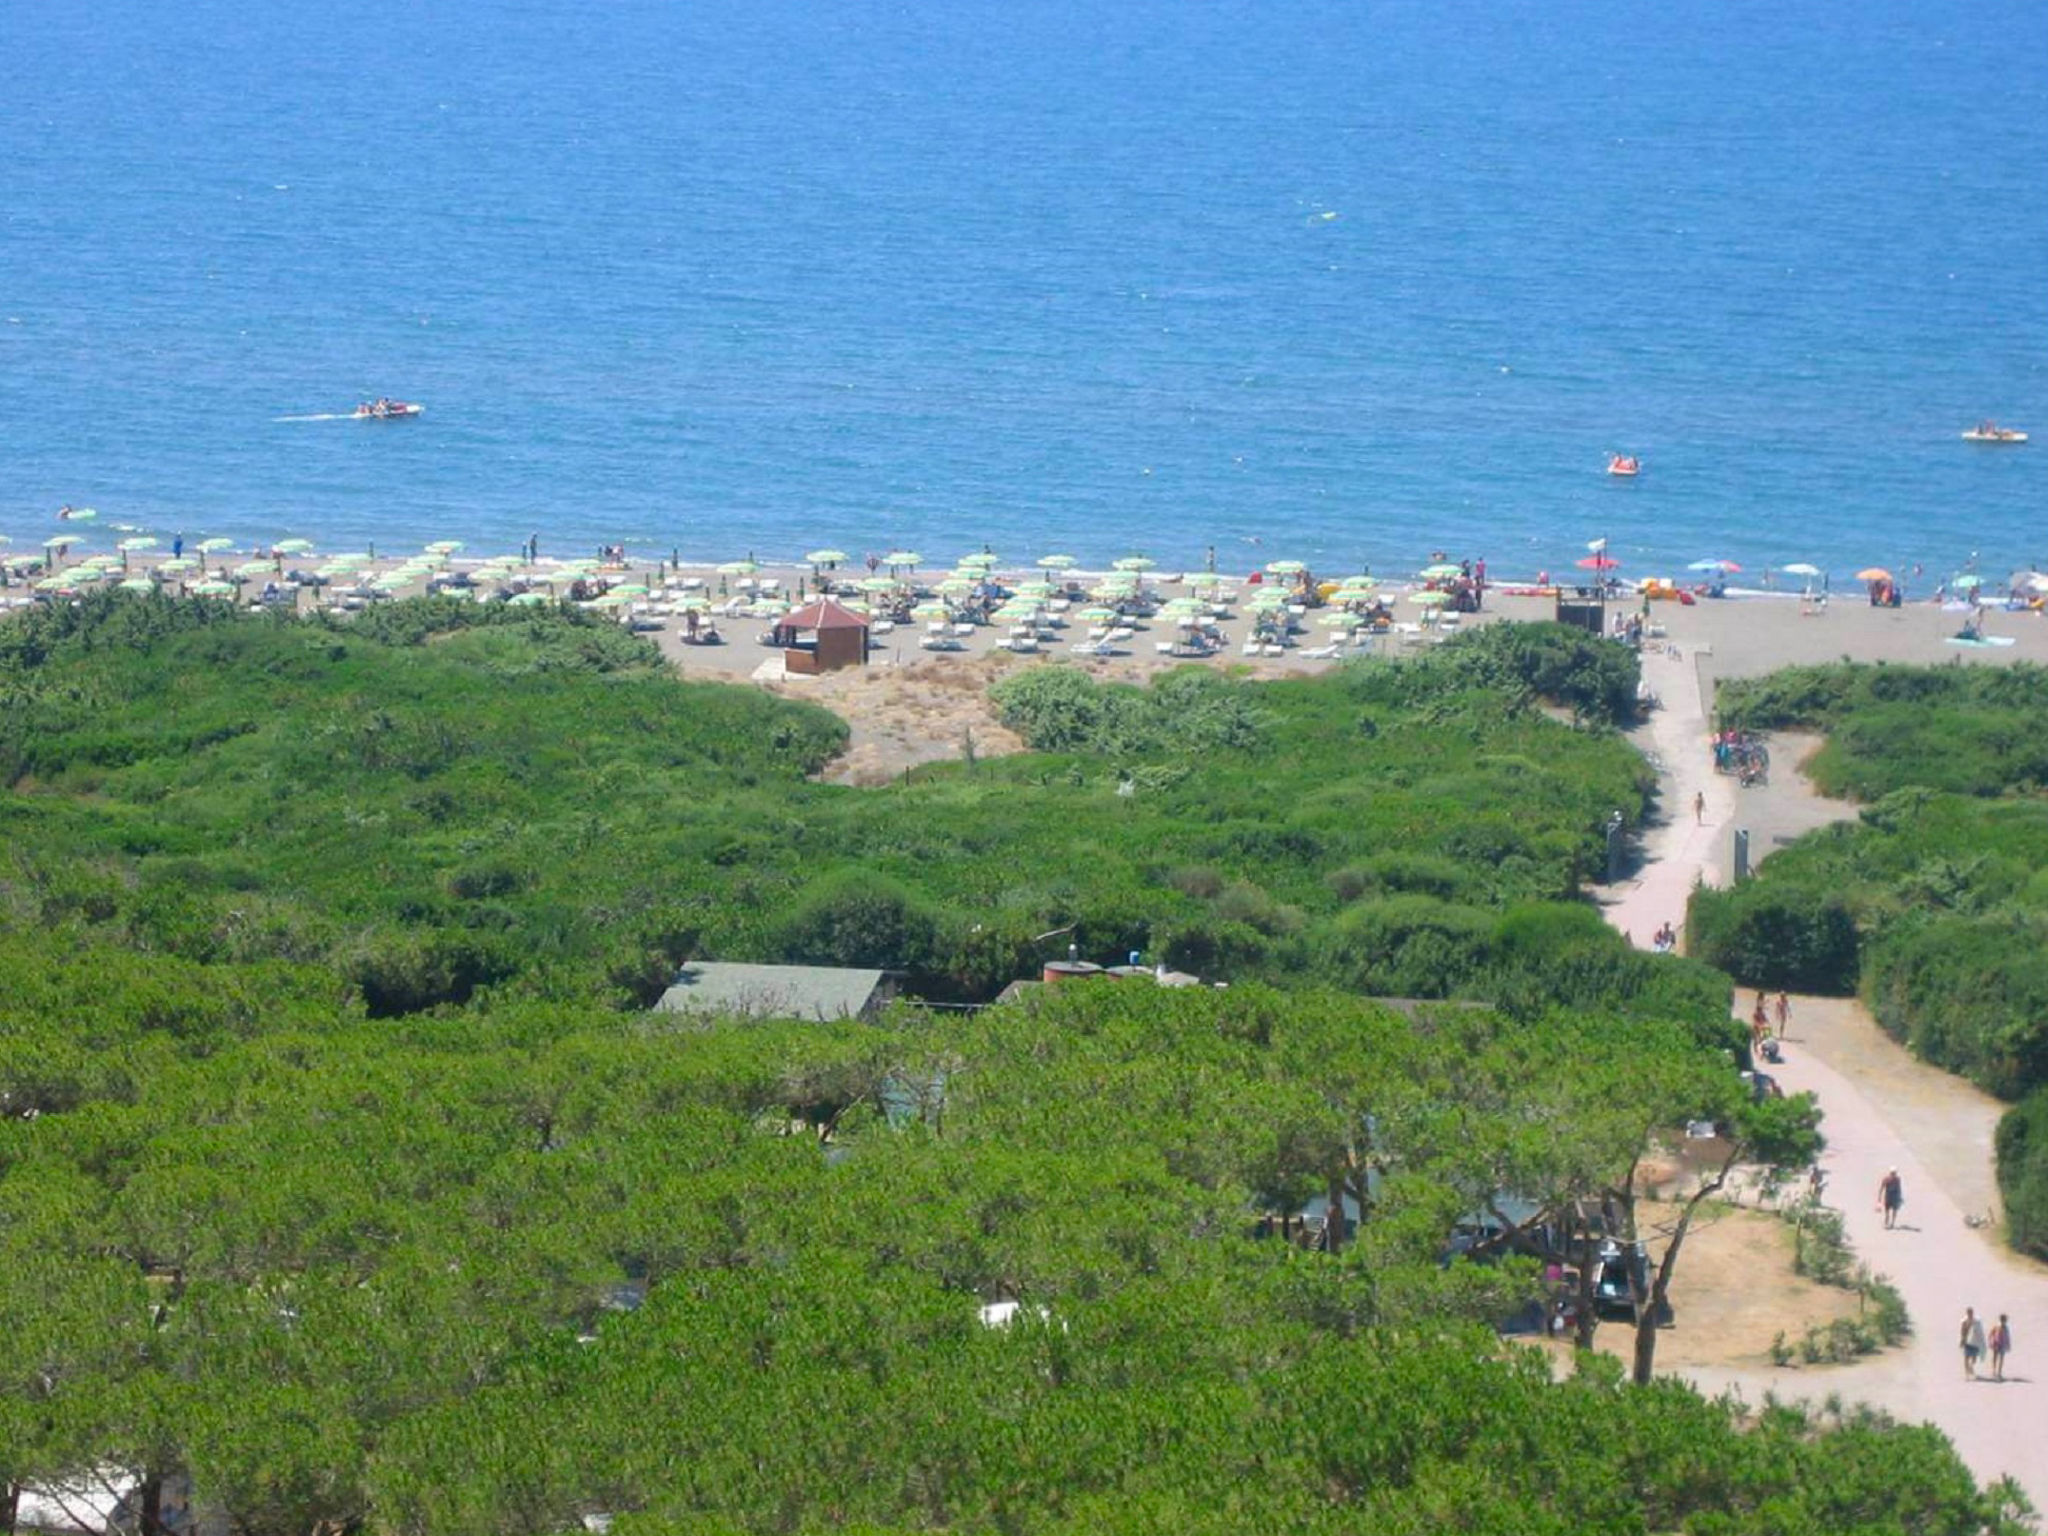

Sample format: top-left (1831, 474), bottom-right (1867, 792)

top-left (805, 548), bottom-right (849, 567)
top-left (327, 552), bottom-right (372, 567)
top-left (1952, 574), bottom-right (1984, 591)
top-left (197, 537), bottom-right (236, 553)
top-left (158, 557), bottom-right (199, 575)
top-left (42, 535), bottom-right (76, 549)
top-left (274, 538), bottom-right (316, 555)
top-left (191, 580), bottom-right (237, 597)
top-left (1265, 559), bottom-right (1307, 575)
top-left (1420, 563), bottom-right (1462, 580)
top-left (937, 577), bottom-right (978, 595)
top-left (883, 551), bottom-right (922, 568)
top-left (717, 559), bottom-right (759, 576)
top-left (1077, 607), bottom-right (1118, 623)
top-left (425, 540), bottom-right (464, 555)
top-left (1112, 555), bottom-right (1156, 572)
top-left (1320, 610), bottom-right (1363, 629)
top-left (956, 551), bottom-right (997, 569)
top-left (505, 591), bottom-right (550, 607)
top-left (234, 561), bottom-right (276, 579)
top-left (1014, 581), bottom-right (1055, 599)
top-left (1410, 590), bottom-right (1451, 607)
top-left (118, 577), bottom-right (158, 593)
top-left (118, 536), bottom-right (159, 552)
top-left (912, 601), bottom-right (952, 621)
top-left (35, 574), bottom-right (79, 592)
top-left (606, 583), bottom-right (649, 597)
top-left (858, 576), bottom-right (899, 594)
top-left (1036, 554), bottom-right (1076, 571)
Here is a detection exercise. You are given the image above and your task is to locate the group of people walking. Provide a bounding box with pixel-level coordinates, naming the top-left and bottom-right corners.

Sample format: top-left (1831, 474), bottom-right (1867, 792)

top-left (1959, 1306), bottom-right (2014, 1382)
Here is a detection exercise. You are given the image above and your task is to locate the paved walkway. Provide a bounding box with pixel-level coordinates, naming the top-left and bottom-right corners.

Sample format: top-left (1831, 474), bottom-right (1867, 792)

top-left (1600, 640), bottom-right (2048, 1511)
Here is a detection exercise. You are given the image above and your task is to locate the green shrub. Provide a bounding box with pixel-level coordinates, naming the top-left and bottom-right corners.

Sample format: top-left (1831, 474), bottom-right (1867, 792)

top-left (1995, 1090), bottom-right (2048, 1260)
top-left (770, 869), bottom-right (939, 973)
top-left (1688, 884), bottom-right (1859, 993)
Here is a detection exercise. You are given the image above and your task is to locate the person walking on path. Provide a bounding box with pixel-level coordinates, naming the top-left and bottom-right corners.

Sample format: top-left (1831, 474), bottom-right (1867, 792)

top-left (1694, 790), bottom-right (1705, 825)
top-left (1961, 1307), bottom-right (1987, 1379)
top-left (1877, 1166), bottom-right (1904, 1229)
top-left (1989, 1314), bottom-right (2012, 1381)
top-left (1774, 992), bottom-right (1790, 1037)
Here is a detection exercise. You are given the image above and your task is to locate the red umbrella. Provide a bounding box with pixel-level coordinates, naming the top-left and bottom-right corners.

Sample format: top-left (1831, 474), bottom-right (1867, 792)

top-left (1576, 554), bottom-right (1621, 571)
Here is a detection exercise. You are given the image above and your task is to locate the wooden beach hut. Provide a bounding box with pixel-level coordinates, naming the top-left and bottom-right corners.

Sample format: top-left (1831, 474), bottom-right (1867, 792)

top-left (774, 596), bottom-right (870, 674)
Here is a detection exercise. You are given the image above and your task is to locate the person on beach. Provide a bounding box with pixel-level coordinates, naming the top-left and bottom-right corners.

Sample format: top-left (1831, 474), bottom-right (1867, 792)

top-left (172, 532), bottom-right (183, 559)
top-left (1774, 992), bottom-right (1790, 1036)
top-left (1989, 1313), bottom-right (2011, 1380)
top-left (1694, 791), bottom-right (1705, 825)
top-left (1961, 1307), bottom-right (1986, 1379)
top-left (1878, 1167), bottom-right (1904, 1229)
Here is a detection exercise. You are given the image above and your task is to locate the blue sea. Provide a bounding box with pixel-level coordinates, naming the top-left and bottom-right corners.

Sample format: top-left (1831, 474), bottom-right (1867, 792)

top-left (4, 0), bottom-right (2045, 582)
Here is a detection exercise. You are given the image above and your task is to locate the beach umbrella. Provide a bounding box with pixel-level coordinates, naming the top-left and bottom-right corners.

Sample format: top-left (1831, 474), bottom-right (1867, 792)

top-left (607, 583), bottom-right (650, 597)
top-left (1576, 554), bottom-right (1621, 571)
top-left (234, 561), bottom-right (276, 579)
top-left (883, 550), bottom-right (922, 568)
top-left (956, 552), bottom-right (998, 570)
top-left (1410, 591), bottom-right (1451, 608)
top-left (912, 601), bottom-right (951, 621)
top-left (35, 575), bottom-right (78, 592)
top-left (937, 576), bottom-right (978, 596)
top-left (158, 557), bottom-right (198, 575)
top-left (42, 535), bottom-right (75, 550)
top-left (327, 552), bottom-right (371, 566)
top-left (1037, 554), bottom-right (1076, 571)
top-left (1320, 611), bottom-right (1363, 629)
top-left (274, 538), bottom-right (316, 555)
top-left (505, 591), bottom-right (550, 607)
top-left (190, 580), bottom-right (236, 597)
top-left (1187, 571), bottom-right (1227, 589)
top-left (717, 559), bottom-right (759, 576)
top-left (1420, 562), bottom-right (1463, 580)
top-left (858, 576), bottom-right (898, 594)
top-left (1951, 574), bottom-right (1984, 591)
top-left (1854, 567), bottom-right (1892, 582)
top-left (118, 536), bottom-right (159, 553)
top-left (1265, 559), bottom-right (1307, 575)
top-left (425, 540), bottom-right (464, 555)
top-left (1112, 556), bottom-right (1156, 572)
top-left (1781, 562), bottom-right (1822, 578)
top-left (196, 537), bottom-right (236, 553)
top-left (118, 577), bottom-right (157, 593)
top-left (1014, 581), bottom-right (1055, 599)
top-left (805, 548), bottom-right (849, 568)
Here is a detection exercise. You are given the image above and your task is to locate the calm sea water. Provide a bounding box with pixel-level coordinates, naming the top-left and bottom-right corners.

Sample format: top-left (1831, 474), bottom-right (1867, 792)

top-left (3, 1), bottom-right (2045, 582)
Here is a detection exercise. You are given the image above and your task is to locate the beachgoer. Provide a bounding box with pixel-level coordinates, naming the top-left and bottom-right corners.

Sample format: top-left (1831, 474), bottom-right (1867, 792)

top-left (1774, 992), bottom-right (1790, 1036)
top-left (172, 533), bottom-right (183, 559)
top-left (1989, 1313), bottom-right (2011, 1381)
top-left (1694, 791), bottom-right (1705, 825)
top-left (1878, 1167), bottom-right (1904, 1229)
top-left (1807, 1164), bottom-right (1826, 1202)
top-left (1961, 1307), bottom-right (1985, 1379)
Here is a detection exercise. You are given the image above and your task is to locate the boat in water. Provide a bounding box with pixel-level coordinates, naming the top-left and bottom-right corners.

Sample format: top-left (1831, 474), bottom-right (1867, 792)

top-left (354, 398), bottom-right (423, 420)
top-left (1606, 454), bottom-right (1640, 477)
top-left (1962, 422), bottom-right (2026, 444)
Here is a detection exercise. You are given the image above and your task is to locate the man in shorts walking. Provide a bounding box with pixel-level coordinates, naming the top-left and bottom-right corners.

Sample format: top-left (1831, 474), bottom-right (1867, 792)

top-left (1877, 1167), bottom-right (1904, 1229)
top-left (1960, 1307), bottom-right (1986, 1379)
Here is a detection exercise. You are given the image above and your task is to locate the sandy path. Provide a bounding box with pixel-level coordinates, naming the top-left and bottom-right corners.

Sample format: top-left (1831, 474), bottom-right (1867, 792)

top-left (1609, 639), bottom-right (2048, 1507)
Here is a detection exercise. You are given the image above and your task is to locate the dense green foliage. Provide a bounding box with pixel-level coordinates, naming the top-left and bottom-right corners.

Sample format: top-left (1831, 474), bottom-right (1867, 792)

top-left (0, 597), bottom-right (1664, 1012)
top-left (1694, 662), bottom-right (2048, 1256)
top-left (0, 599), bottom-right (2007, 1530)
top-left (1715, 661), bottom-right (2048, 800)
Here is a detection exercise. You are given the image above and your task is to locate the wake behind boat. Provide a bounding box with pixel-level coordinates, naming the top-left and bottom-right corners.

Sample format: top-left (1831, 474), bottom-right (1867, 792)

top-left (355, 398), bottom-right (423, 420)
top-left (1962, 421), bottom-right (2025, 444)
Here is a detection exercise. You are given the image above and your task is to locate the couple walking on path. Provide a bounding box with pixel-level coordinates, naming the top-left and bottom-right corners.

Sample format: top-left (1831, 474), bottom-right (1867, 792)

top-left (1959, 1308), bottom-right (2014, 1381)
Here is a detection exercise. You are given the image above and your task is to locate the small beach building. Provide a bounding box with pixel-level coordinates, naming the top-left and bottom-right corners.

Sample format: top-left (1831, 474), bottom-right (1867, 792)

top-left (655, 962), bottom-right (894, 1022)
top-left (774, 596), bottom-right (870, 674)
